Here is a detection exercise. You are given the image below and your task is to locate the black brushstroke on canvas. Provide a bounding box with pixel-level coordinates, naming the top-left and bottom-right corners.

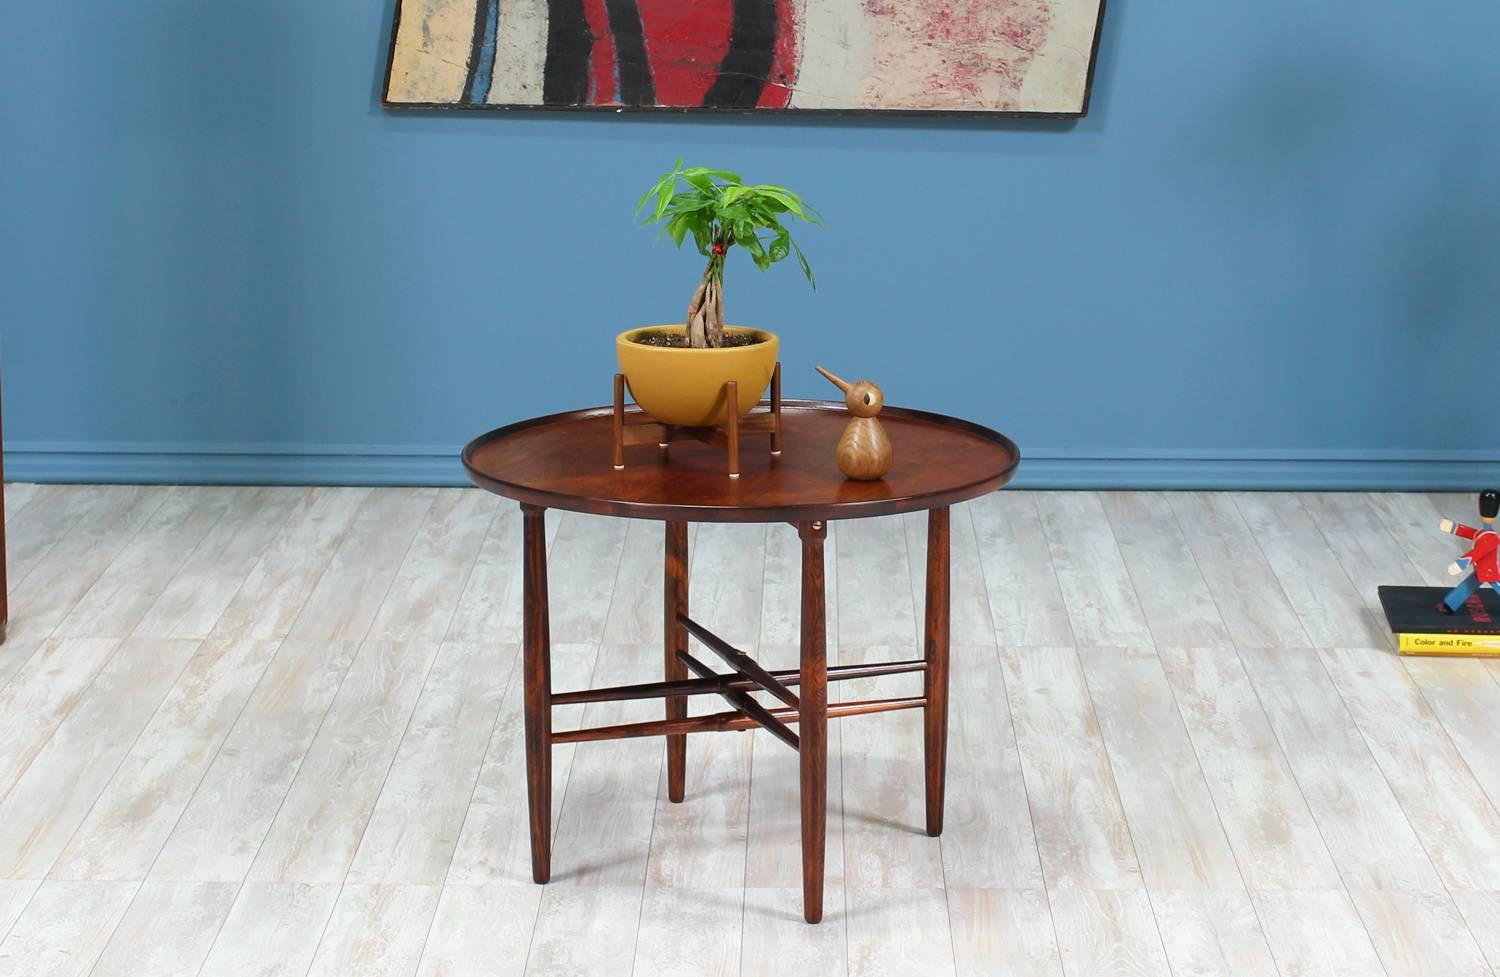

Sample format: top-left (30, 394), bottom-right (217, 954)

top-left (603, 0), bottom-right (656, 105)
top-left (544, 0), bottom-right (593, 105)
top-left (702, 0), bottom-right (776, 107)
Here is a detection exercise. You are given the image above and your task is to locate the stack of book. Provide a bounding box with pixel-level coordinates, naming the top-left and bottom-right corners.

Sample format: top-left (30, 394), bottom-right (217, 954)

top-left (1378, 585), bottom-right (1500, 655)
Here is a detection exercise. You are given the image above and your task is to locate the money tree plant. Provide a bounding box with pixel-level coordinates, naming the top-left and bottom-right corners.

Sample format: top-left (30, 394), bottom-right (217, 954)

top-left (637, 161), bottom-right (820, 348)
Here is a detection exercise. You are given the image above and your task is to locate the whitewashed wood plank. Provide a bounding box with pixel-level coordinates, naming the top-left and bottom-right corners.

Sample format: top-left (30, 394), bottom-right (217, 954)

top-left (347, 642), bottom-right (514, 884)
top-left (941, 643), bottom-right (1044, 889)
top-left (837, 515), bottom-right (919, 649)
top-left (904, 505), bottom-right (995, 646)
top-left (1, 483), bottom-right (45, 521)
top-left (546, 513), bottom-right (630, 645)
top-left (1320, 645), bottom-right (1500, 889)
top-left (1302, 493), bottom-right (1428, 607)
top-left (1101, 492), bottom-right (1233, 648)
top-left (1078, 646), bottom-right (1242, 890)
top-left (249, 640), bottom-right (442, 883)
top-left (1369, 493), bottom-right (1462, 587)
top-left (4, 485), bottom-right (110, 594)
top-left (644, 715), bottom-right (751, 888)
top-left (1251, 890), bottom-right (1388, 977)
top-left (631, 885), bottom-right (741, 977)
top-left (740, 885), bottom-right (847, 977)
top-left (948, 888), bottom-right (1062, 977)
top-left (1048, 888), bottom-right (1171, 977)
top-left (0, 880), bottom-right (137, 977)
top-left (446, 642), bottom-right (598, 885)
top-left (0, 881), bottom-right (39, 944)
top-left (1351, 889), bottom-right (1491, 977)
top-left (288, 488), bottom-right (438, 641)
top-left (151, 640), bottom-right (359, 882)
top-left (0, 637), bottom-right (121, 800)
top-left (1154, 645), bottom-right (1341, 889)
top-left (305, 883), bottom-right (440, 977)
top-left (88, 880), bottom-right (238, 977)
top-left (446, 504), bottom-right (563, 645)
top-left (5, 487), bottom-right (167, 644)
top-left (1167, 493), bottom-right (1309, 647)
top-left (687, 522), bottom-right (765, 651)
top-left (846, 887), bottom-right (957, 977)
top-left (367, 489), bottom-right (498, 642)
top-left (760, 522), bottom-right (838, 654)
top-left (131, 486), bottom-right (305, 640)
top-left (50, 638), bottom-right (282, 881)
top-left (1036, 493), bottom-right (1152, 646)
top-left (211, 487), bottom-right (372, 641)
top-left (602, 519), bottom-right (666, 646)
top-left (744, 888), bottom-right (852, 977)
top-left (413, 885), bottom-right (541, 977)
top-left (970, 492), bottom-right (1074, 647)
top-left (1236, 644), bottom-right (1442, 891)
top-left (549, 644), bottom-right (664, 886)
top-left (196, 883), bottom-right (341, 977)
top-left (1150, 889), bottom-right (1279, 977)
top-left (53, 486), bottom-right (238, 639)
top-left (523, 886), bottom-right (641, 977)
top-left (0, 637), bottom-right (44, 701)
top-left (0, 639), bottom-right (199, 879)
top-left (839, 645), bottom-right (945, 888)
top-left (1000, 646), bottom-right (1141, 890)
top-left (743, 647), bottom-right (845, 890)
top-left (1450, 891), bottom-right (1500, 974)
top-left (1403, 658), bottom-right (1500, 837)
top-left (1234, 493), bottom-right (1389, 648)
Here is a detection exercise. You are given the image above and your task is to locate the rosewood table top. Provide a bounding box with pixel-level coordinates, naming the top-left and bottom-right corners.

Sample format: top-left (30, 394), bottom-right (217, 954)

top-left (462, 399), bottom-right (1020, 523)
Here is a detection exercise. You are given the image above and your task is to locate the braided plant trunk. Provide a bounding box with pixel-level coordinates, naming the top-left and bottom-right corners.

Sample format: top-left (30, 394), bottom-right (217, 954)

top-left (685, 247), bottom-right (727, 348)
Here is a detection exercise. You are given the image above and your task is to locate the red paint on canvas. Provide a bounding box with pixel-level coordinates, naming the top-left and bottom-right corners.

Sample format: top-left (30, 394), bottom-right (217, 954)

top-left (759, 0), bottom-right (798, 108)
top-left (582, 0), bottom-right (619, 103)
top-left (635, 0), bottom-right (735, 106)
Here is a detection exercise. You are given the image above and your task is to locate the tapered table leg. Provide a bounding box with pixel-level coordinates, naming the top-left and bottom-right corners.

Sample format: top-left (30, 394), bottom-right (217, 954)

top-left (521, 504), bottom-right (553, 883)
top-left (798, 520), bottom-right (828, 924)
top-left (923, 506), bottom-right (951, 837)
top-left (664, 520), bottom-right (689, 802)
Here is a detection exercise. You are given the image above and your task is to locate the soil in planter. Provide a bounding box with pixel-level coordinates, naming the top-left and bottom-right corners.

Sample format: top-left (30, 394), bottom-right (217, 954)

top-left (632, 332), bottom-right (764, 349)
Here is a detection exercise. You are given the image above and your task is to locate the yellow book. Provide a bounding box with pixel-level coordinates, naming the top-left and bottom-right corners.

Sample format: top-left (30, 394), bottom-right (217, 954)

top-left (1397, 633), bottom-right (1500, 656)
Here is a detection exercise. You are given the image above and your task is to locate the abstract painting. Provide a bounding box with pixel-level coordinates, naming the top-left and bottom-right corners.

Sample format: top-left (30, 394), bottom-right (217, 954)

top-left (383, 0), bottom-right (1106, 116)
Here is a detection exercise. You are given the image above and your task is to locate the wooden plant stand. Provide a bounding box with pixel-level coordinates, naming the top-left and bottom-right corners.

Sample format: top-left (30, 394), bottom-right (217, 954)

top-left (612, 363), bottom-right (782, 477)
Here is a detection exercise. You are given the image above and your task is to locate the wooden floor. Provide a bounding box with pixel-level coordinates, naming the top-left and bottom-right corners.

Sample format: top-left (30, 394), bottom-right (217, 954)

top-left (0, 485), bottom-right (1498, 976)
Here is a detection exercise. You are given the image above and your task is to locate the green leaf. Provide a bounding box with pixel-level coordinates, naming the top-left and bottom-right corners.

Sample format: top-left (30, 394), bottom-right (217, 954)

top-left (737, 229), bottom-right (770, 270)
top-left (791, 238), bottom-right (815, 290)
top-left (635, 173), bottom-right (671, 215)
top-left (690, 221), bottom-right (713, 255)
top-left (685, 166), bottom-right (741, 185)
top-left (768, 227), bottom-right (790, 263)
top-left (664, 191), bottom-right (714, 217)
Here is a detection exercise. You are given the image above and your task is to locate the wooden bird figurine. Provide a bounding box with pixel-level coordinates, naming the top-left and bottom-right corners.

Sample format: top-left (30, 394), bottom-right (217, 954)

top-left (817, 366), bottom-right (892, 480)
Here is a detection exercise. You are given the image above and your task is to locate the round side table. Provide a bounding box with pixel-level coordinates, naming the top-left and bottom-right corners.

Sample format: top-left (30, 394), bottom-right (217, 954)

top-left (464, 399), bottom-right (1019, 923)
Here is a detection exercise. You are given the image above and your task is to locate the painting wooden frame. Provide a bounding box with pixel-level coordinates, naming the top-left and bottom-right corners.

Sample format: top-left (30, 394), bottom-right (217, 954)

top-left (383, 0), bottom-right (1107, 118)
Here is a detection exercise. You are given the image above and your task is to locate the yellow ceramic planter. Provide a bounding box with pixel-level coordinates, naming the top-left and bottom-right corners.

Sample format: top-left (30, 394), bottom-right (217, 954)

top-left (616, 325), bottom-right (780, 427)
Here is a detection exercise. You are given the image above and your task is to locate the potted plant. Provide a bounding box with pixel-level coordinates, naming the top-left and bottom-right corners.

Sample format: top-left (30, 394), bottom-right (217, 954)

top-left (617, 161), bottom-right (820, 427)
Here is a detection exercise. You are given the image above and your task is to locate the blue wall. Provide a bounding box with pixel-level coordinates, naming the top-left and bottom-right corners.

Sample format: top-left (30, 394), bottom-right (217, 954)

top-left (2, 1), bottom-right (1496, 488)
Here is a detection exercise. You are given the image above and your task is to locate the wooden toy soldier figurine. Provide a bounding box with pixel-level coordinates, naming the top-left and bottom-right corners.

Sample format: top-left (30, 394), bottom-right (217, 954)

top-left (1438, 489), bottom-right (1500, 613)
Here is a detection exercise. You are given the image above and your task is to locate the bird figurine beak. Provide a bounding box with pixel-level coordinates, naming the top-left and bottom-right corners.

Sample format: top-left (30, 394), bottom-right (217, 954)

top-left (816, 366), bottom-right (852, 394)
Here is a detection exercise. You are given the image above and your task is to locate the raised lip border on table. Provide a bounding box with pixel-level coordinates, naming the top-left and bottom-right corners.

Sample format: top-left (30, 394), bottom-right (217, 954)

top-left (461, 398), bottom-right (1022, 523)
